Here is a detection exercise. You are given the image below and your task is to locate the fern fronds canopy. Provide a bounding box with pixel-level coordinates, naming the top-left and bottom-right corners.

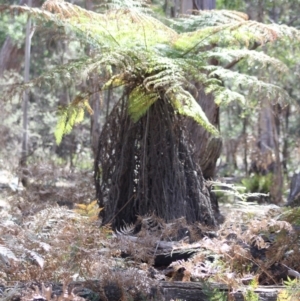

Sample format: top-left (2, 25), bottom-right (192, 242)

top-left (3, 0), bottom-right (299, 137)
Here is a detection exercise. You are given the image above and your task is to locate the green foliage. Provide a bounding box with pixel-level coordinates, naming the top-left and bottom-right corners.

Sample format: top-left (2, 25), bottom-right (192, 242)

top-left (216, 0), bottom-right (246, 10)
top-left (201, 282), bottom-right (227, 301)
top-left (169, 87), bottom-right (219, 136)
top-left (241, 173), bottom-right (273, 194)
top-left (243, 278), bottom-right (259, 301)
top-left (211, 180), bottom-right (269, 203)
top-left (277, 277), bottom-right (300, 301)
top-left (244, 289), bottom-right (259, 301)
top-left (128, 85), bottom-right (158, 122)
top-left (55, 95), bottom-right (93, 145)
top-left (2, 0), bottom-right (300, 141)
top-left (0, 13), bottom-right (26, 46)
top-left (280, 207), bottom-right (300, 226)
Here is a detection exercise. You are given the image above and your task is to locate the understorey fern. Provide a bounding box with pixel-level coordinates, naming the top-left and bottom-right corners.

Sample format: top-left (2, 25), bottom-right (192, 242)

top-left (1, 0), bottom-right (300, 142)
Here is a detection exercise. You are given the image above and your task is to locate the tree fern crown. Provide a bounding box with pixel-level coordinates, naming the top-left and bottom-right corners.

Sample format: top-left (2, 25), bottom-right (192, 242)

top-left (2, 0), bottom-right (299, 140)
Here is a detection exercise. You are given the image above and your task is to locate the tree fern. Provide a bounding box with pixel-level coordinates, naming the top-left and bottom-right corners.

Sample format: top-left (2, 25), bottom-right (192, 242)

top-left (2, 0), bottom-right (300, 141)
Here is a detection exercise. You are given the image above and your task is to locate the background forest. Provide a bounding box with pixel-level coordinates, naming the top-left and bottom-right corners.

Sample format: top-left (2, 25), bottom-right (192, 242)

top-left (1, 1), bottom-right (300, 301)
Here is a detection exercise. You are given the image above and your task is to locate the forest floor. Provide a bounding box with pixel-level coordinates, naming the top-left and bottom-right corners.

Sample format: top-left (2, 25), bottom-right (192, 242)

top-left (1, 164), bottom-right (300, 301)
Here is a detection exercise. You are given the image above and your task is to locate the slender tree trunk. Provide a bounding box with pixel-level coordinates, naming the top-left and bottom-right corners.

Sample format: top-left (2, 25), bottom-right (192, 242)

top-left (85, 0), bottom-right (93, 10)
top-left (193, 0), bottom-right (216, 10)
top-left (0, 37), bottom-right (24, 77)
top-left (243, 117), bottom-right (248, 175)
top-left (270, 108), bottom-right (283, 204)
top-left (180, 0), bottom-right (193, 14)
top-left (0, 0), bottom-right (34, 77)
top-left (282, 105), bottom-right (290, 174)
top-left (85, 0), bottom-right (101, 158)
top-left (163, 0), bottom-right (169, 15)
top-left (247, 2), bottom-right (283, 204)
top-left (252, 100), bottom-right (283, 203)
top-left (90, 75), bottom-right (100, 158)
top-left (20, 0), bottom-right (33, 187)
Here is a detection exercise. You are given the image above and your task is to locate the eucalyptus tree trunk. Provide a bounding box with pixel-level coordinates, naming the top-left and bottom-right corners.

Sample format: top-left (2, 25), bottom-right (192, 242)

top-left (0, 37), bottom-right (23, 76)
top-left (180, 0), bottom-right (192, 14)
top-left (247, 2), bottom-right (283, 204)
top-left (193, 0), bottom-right (216, 10)
top-left (90, 75), bottom-right (101, 158)
top-left (20, 0), bottom-right (33, 187)
top-left (86, 0), bottom-right (101, 157)
top-left (253, 100), bottom-right (283, 204)
top-left (0, 0), bottom-right (39, 186)
top-left (0, 0), bottom-right (39, 76)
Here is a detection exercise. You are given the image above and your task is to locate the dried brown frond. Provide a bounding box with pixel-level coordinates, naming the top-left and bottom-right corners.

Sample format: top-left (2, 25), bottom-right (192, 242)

top-left (21, 280), bottom-right (86, 301)
top-left (42, 0), bottom-right (95, 20)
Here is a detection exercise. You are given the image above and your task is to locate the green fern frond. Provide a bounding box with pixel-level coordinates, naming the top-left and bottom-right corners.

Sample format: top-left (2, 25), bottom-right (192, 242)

top-left (55, 96), bottom-right (93, 145)
top-left (144, 69), bottom-right (184, 91)
top-left (206, 66), bottom-right (291, 104)
top-left (206, 48), bottom-right (288, 73)
top-left (55, 108), bottom-right (67, 145)
top-left (128, 85), bottom-right (159, 122)
top-left (4, 2), bottom-right (175, 51)
top-left (173, 21), bottom-right (279, 54)
top-left (173, 12), bottom-right (300, 57)
top-left (101, 0), bottom-right (150, 11)
top-left (171, 10), bottom-right (248, 32)
top-left (41, 0), bottom-right (175, 49)
top-left (102, 74), bottom-right (127, 90)
top-left (206, 86), bottom-right (246, 106)
top-left (167, 88), bottom-right (219, 136)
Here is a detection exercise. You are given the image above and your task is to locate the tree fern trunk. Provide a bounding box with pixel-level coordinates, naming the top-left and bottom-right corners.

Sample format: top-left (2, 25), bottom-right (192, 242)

top-left (95, 95), bottom-right (218, 229)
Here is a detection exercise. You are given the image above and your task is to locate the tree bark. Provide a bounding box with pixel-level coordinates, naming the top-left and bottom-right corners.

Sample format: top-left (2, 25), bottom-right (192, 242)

top-left (0, 37), bottom-right (24, 77)
top-left (95, 97), bottom-right (218, 229)
top-left (244, 2), bottom-right (283, 204)
top-left (193, 0), bottom-right (216, 10)
top-left (0, 0), bottom-right (40, 76)
top-left (90, 75), bottom-right (100, 158)
top-left (20, 0), bottom-right (33, 187)
top-left (249, 100), bottom-right (283, 203)
top-left (180, 0), bottom-right (193, 14)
